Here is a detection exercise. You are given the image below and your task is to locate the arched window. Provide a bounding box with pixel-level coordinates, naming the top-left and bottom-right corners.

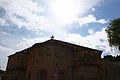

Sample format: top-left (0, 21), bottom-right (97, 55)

top-left (38, 69), bottom-right (47, 80)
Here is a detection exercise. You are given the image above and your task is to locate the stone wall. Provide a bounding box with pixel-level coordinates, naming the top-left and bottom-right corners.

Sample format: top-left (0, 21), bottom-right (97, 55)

top-left (5, 39), bottom-right (120, 80)
top-left (0, 70), bottom-right (5, 80)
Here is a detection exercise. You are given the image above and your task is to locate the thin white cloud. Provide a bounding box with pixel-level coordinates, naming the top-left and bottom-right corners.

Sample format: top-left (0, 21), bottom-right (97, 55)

top-left (0, 18), bottom-right (6, 26)
top-left (88, 29), bottom-right (95, 35)
top-left (0, 31), bottom-right (11, 36)
top-left (0, 45), bottom-right (14, 70)
top-left (48, 0), bottom-right (103, 23)
top-left (0, 46), bottom-right (13, 57)
top-left (0, 0), bottom-right (104, 31)
top-left (63, 28), bottom-right (107, 49)
top-left (15, 37), bottom-right (49, 51)
top-left (74, 14), bottom-right (108, 26)
top-left (98, 19), bottom-right (108, 24)
top-left (92, 8), bottom-right (96, 11)
top-left (0, 0), bottom-right (45, 29)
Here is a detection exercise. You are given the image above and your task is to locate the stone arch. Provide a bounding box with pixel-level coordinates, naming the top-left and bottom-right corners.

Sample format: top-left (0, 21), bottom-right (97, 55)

top-left (37, 69), bottom-right (47, 80)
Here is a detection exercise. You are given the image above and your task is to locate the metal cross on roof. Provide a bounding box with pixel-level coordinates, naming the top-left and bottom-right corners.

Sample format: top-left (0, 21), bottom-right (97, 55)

top-left (51, 35), bottom-right (54, 39)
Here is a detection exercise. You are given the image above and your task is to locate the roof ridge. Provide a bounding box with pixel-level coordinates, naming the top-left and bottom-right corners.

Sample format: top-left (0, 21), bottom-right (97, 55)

top-left (8, 39), bottom-right (102, 57)
top-left (45, 39), bottom-right (102, 52)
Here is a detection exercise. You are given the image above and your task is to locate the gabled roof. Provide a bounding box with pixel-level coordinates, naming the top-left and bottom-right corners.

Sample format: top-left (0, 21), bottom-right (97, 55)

top-left (33, 39), bottom-right (102, 54)
top-left (9, 39), bottom-right (102, 57)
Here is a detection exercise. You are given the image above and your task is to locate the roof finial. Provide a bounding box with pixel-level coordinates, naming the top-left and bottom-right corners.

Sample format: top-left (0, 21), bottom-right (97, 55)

top-left (51, 35), bottom-right (54, 39)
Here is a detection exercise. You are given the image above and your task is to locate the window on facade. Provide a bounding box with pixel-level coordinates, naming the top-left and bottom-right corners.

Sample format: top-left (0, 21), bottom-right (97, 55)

top-left (38, 70), bottom-right (47, 80)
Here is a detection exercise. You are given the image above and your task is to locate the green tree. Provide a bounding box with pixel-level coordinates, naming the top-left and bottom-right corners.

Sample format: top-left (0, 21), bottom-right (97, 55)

top-left (105, 18), bottom-right (120, 50)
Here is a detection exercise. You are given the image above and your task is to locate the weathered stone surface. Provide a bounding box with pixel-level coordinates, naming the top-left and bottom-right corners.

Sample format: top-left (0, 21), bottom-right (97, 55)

top-left (0, 70), bottom-right (5, 80)
top-left (5, 39), bottom-right (120, 80)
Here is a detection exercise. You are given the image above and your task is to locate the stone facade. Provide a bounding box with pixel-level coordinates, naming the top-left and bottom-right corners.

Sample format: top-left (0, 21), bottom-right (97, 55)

top-left (5, 39), bottom-right (120, 80)
top-left (0, 70), bottom-right (5, 80)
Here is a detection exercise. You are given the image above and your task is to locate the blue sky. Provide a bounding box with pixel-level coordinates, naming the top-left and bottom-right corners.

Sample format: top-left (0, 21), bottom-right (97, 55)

top-left (0, 0), bottom-right (120, 70)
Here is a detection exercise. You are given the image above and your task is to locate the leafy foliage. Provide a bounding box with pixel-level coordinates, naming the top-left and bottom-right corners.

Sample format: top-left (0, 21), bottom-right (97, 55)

top-left (104, 55), bottom-right (120, 62)
top-left (105, 18), bottom-right (120, 50)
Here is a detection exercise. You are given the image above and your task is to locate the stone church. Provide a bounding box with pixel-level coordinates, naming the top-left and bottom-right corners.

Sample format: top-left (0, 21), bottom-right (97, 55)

top-left (5, 38), bottom-right (120, 80)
